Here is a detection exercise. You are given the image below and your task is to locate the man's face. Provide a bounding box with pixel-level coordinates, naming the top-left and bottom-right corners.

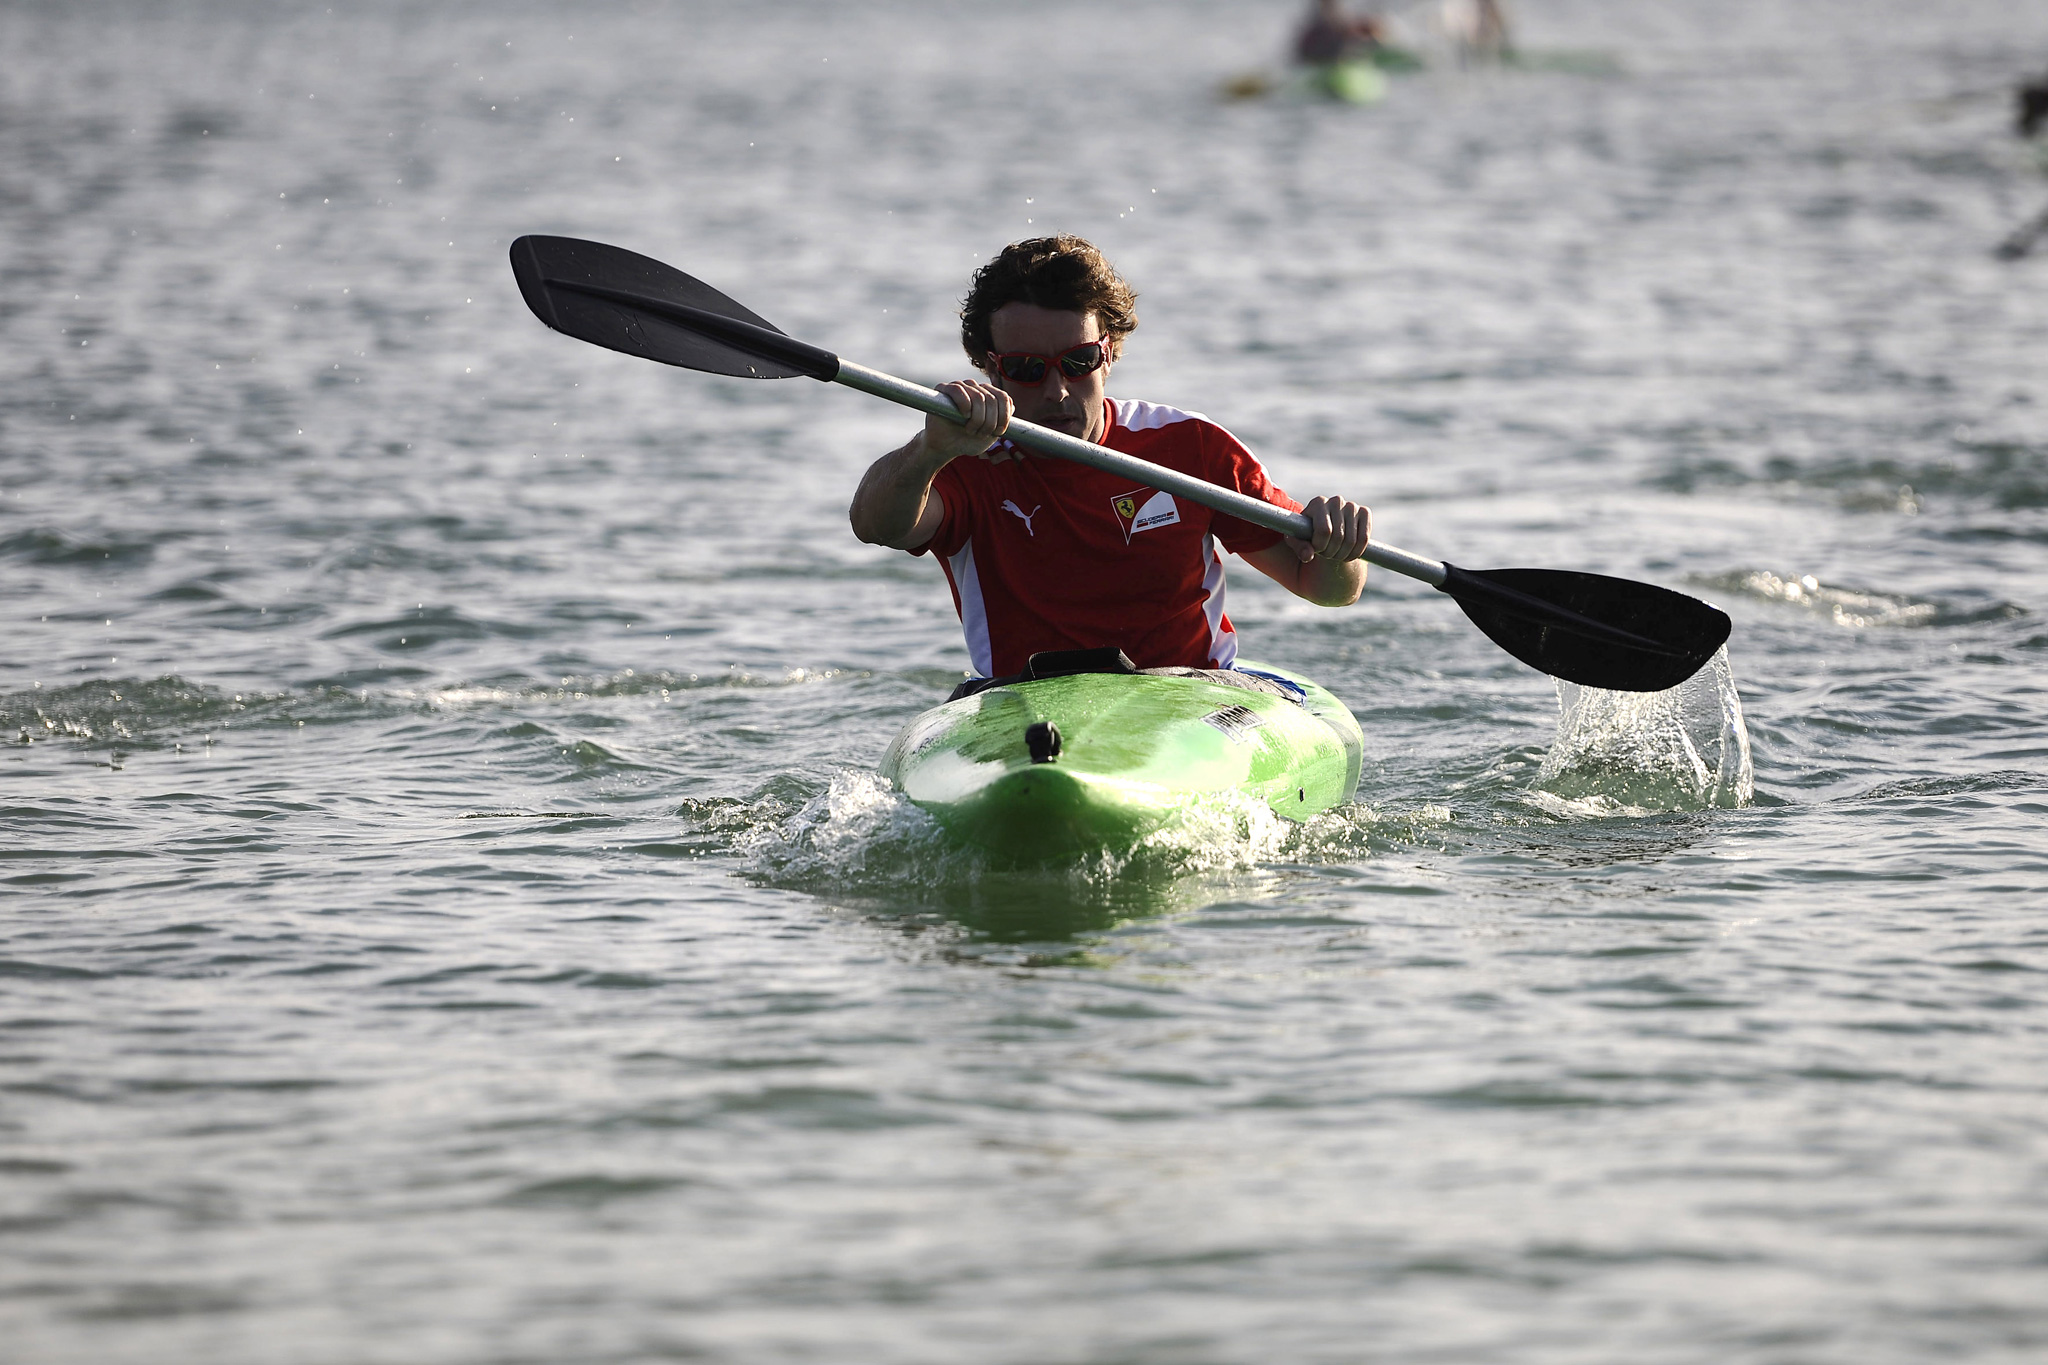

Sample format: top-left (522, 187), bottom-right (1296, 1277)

top-left (985, 303), bottom-right (1115, 444)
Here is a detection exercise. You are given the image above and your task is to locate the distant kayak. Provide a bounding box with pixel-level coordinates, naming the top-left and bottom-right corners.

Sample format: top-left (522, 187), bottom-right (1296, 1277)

top-left (1222, 47), bottom-right (1422, 105)
top-left (1220, 45), bottom-right (1620, 104)
top-left (1218, 61), bottom-right (1383, 105)
top-left (881, 659), bottom-right (1363, 860)
top-left (1501, 48), bottom-right (1624, 77)
top-left (1310, 59), bottom-right (1389, 105)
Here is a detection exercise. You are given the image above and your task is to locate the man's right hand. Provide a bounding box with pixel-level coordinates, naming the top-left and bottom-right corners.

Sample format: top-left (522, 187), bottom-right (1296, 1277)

top-left (850, 380), bottom-right (1016, 550)
top-left (925, 380), bottom-right (1013, 462)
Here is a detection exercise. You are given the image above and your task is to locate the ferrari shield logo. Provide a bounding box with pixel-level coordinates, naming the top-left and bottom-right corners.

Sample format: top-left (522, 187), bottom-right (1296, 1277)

top-left (1110, 488), bottom-right (1182, 543)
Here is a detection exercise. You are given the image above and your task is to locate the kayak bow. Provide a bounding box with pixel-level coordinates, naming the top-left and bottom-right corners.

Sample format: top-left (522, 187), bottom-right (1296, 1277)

top-left (882, 663), bottom-right (1363, 860)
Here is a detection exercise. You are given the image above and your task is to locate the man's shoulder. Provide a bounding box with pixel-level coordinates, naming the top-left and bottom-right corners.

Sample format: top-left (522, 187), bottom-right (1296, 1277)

top-left (1107, 397), bottom-right (1259, 466)
top-left (1108, 396), bottom-right (1211, 436)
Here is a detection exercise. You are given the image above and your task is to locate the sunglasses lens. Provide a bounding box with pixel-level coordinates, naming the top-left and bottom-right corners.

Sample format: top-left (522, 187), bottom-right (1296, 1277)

top-left (998, 354), bottom-right (1047, 383)
top-left (1059, 342), bottom-right (1105, 377)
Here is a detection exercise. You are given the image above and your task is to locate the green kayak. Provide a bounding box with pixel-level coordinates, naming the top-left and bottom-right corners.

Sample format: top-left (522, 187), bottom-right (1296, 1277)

top-left (881, 660), bottom-right (1363, 860)
top-left (1307, 59), bottom-right (1387, 105)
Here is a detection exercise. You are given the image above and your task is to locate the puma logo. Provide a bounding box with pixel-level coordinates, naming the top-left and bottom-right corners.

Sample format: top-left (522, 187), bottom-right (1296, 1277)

top-left (1001, 500), bottom-right (1041, 536)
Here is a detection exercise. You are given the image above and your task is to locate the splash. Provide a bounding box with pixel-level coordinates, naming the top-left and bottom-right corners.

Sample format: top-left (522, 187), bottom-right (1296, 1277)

top-left (733, 770), bottom-right (957, 887)
top-left (718, 768), bottom-right (1446, 940)
top-left (716, 771), bottom-right (1294, 944)
top-left (730, 769), bottom-right (1326, 892)
top-left (1532, 647), bottom-right (1752, 815)
top-left (690, 774), bottom-right (1461, 949)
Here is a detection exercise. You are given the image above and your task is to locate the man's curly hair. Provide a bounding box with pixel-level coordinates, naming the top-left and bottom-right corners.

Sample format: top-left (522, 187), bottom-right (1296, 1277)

top-left (960, 236), bottom-right (1139, 372)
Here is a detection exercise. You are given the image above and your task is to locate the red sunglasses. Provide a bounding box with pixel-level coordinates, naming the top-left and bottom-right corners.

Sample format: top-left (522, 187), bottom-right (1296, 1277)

top-left (985, 337), bottom-right (1112, 385)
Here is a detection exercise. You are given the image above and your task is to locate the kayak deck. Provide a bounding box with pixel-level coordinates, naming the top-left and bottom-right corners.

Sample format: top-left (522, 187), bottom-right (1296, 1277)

top-left (880, 664), bottom-right (1363, 860)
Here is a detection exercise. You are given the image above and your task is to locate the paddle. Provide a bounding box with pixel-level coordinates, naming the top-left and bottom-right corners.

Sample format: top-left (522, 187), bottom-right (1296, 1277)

top-left (509, 235), bottom-right (1731, 692)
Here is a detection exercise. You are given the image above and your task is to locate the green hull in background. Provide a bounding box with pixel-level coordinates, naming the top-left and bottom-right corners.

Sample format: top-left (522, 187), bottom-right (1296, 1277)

top-left (880, 663), bottom-right (1364, 861)
top-left (1308, 59), bottom-right (1388, 105)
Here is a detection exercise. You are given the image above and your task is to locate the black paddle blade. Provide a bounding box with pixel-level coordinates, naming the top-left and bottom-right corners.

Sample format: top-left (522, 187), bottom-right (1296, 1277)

top-left (509, 235), bottom-right (838, 380)
top-left (1439, 564), bottom-right (1732, 692)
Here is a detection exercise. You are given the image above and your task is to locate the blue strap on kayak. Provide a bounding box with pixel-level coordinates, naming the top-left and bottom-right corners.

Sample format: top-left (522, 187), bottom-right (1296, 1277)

top-left (1229, 666), bottom-right (1309, 704)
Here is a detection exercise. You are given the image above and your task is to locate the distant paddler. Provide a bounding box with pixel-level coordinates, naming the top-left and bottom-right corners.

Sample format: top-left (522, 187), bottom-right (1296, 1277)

top-left (1294, 0), bottom-right (1388, 66)
top-left (1440, 0), bottom-right (1513, 66)
top-left (1292, 0), bottom-right (1394, 102)
top-left (2020, 73), bottom-right (2048, 139)
top-left (1997, 71), bottom-right (2048, 260)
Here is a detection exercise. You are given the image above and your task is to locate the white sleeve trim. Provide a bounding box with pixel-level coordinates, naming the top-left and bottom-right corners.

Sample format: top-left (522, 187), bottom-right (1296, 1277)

top-left (946, 540), bottom-right (993, 678)
top-left (1107, 396), bottom-right (1205, 433)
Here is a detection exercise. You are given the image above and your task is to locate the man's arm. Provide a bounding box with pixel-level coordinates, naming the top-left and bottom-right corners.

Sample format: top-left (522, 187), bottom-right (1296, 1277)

top-left (848, 380), bottom-right (1012, 550)
top-left (1241, 495), bottom-right (1371, 606)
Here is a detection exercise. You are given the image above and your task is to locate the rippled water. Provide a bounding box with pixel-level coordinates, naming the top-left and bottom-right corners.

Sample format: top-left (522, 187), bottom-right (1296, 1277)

top-left (5, 1), bottom-right (2047, 1361)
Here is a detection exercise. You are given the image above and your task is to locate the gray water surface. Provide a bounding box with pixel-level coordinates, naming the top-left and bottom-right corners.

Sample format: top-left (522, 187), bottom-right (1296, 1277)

top-left (4, 2), bottom-right (2047, 1361)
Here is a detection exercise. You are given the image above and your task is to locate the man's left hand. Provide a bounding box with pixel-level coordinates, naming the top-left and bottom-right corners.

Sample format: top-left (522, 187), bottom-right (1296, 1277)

top-left (1285, 496), bottom-right (1371, 563)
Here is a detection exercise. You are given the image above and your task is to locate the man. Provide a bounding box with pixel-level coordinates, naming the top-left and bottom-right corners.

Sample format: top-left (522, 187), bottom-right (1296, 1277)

top-left (1442, 0), bottom-right (1511, 65)
top-left (1295, 0), bottom-right (1386, 67)
top-left (848, 235), bottom-right (1370, 683)
top-left (1998, 76), bottom-right (2048, 260)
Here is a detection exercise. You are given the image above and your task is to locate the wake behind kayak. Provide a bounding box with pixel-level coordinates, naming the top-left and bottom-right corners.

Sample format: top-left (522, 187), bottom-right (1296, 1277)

top-left (881, 660), bottom-right (1363, 861)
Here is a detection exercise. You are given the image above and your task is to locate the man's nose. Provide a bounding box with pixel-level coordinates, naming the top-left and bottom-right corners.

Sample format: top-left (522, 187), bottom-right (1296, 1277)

top-left (1039, 367), bottom-right (1070, 399)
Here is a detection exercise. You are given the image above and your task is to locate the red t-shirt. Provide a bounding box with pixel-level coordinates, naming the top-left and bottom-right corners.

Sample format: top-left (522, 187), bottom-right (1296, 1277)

top-left (911, 397), bottom-right (1300, 677)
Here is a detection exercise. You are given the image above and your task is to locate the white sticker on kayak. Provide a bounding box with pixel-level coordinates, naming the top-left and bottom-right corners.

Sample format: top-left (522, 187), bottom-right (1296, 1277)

top-left (1202, 704), bottom-right (1265, 745)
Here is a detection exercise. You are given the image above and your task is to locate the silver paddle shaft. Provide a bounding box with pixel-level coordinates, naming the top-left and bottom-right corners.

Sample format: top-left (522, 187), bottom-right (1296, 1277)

top-left (832, 360), bottom-right (1448, 588)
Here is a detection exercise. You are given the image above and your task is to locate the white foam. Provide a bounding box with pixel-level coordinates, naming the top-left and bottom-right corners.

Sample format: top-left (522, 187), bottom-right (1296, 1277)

top-left (730, 769), bottom-right (1387, 889)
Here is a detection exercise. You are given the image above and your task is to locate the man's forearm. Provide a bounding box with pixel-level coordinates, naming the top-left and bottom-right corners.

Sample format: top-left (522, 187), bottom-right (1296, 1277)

top-left (1291, 555), bottom-right (1367, 607)
top-left (849, 434), bottom-right (948, 548)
